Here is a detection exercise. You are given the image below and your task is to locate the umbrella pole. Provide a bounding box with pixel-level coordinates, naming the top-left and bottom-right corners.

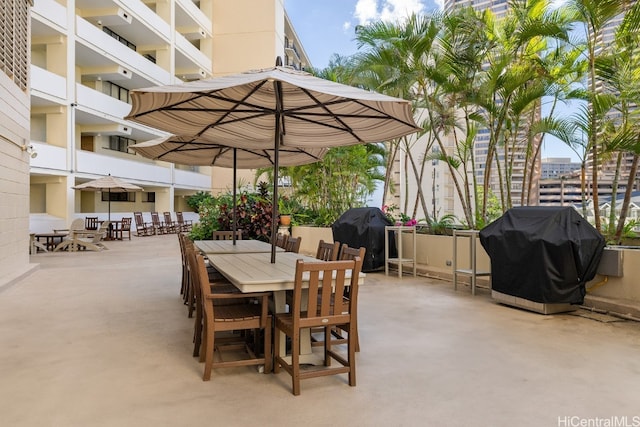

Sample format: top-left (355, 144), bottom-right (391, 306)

top-left (233, 148), bottom-right (237, 245)
top-left (271, 84), bottom-right (285, 263)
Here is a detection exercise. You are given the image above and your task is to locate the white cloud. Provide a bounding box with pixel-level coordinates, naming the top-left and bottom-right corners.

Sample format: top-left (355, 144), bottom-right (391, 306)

top-left (434, 0), bottom-right (444, 10)
top-left (354, 0), bottom-right (427, 26)
top-left (343, 21), bottom-right (352, 32)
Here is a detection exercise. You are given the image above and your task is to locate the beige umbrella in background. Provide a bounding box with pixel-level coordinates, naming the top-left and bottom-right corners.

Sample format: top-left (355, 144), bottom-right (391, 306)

top-left (130, 135), bottom-right (327, 242)
top-left (126, 57), bottom-right (420, 262)
top-left (73, 175), bottom-right (143, 221)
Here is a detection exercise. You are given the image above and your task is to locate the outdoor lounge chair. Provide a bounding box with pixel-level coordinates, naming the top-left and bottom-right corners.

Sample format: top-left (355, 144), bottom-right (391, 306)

top-left (55, 221), bottom-right (110, 252)
top-left (134, 212), bottom-right (154, 236)
top-left (176, 212), bottom-right (193, 232)
top-left (74, 221), bottom-right (110, 251)
top-left (163, 212), bottom-right (178, 233)
top-left (151, 212), bottom-right (167, 235)
top-left (52, 218), bottom-right (87, 251)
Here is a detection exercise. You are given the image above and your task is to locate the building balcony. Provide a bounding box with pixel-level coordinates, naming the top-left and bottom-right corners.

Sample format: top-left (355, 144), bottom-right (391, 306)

top-left (175, 0), bottom-right (212, 39)
top-left (174, 32), bottom-right (212, 79)
top-left (31, 0), bottom-right (68, 31)
top-left (75, 16), bottom-right (172, 88)
top-left (30, 65), bottom-right (66, 102)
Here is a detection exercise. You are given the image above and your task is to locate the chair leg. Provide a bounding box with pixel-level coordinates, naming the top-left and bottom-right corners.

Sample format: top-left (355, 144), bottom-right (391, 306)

top-left (348, 325), bottom-right (356, 387)
top-left (263, 321), bottom-right (272, 374)
top-left (193, 303), bottom-right (203, 357)
top-left (202, 324), bottom-right (214, 380)
top-left (292, 329), bottom-right (300, 396)
top-left (273, 325), bottom-right (281, 373)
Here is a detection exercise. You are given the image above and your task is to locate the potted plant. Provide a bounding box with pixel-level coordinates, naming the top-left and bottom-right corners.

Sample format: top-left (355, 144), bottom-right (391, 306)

top-left (278, 196), bottom-right (297, 226)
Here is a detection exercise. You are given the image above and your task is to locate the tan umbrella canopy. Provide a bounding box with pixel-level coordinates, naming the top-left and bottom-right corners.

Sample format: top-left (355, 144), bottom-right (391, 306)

top-left (125, 58), bottom-right (420, 261)
top-left (129, 134), bottom-right (327, 168)
top-left (73, 175), bottom-right (143, 221)
top-left (130, 135), bottom-right (328, 243)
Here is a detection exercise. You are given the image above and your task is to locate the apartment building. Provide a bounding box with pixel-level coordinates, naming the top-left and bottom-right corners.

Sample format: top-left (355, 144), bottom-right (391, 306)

top-left (1, 0), bottom-right (35, 289)
top-left (28, 0), bottom-right (309, 232)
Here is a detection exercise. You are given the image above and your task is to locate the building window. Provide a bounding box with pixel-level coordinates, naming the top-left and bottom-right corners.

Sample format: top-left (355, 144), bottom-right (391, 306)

top-left (102, 81), bottom-right (130, 103)
top-left (108, 135), bottom-right (136, 153)
top-left (142, 192), bottom-right (155, 203)
top-left (102, 26), bottom-right (136, 51)
top-left (101, 192), bottom-right (135, 202)
top-left (0, 0), bottom-right (31, 91)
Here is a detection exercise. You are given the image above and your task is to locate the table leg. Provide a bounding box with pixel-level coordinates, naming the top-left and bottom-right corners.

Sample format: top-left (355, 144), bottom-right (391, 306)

top-left (273, 290), bottom-right (322, 365)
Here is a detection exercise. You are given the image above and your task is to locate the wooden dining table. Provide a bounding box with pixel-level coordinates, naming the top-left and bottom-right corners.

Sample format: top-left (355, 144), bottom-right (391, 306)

top-left (207, 251), bottom-right (365, 364)
top-left (194, 239), bottom-right (284, 254)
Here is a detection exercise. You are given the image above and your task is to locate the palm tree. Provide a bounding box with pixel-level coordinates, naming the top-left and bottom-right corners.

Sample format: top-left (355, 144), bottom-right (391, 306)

top-left (563, 0), bottom-right (628, 232)
top-left (352, 13), bottom-right (439, 225)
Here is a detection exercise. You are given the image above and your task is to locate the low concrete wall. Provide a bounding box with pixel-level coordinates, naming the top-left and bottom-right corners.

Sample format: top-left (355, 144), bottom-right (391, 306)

top-left (399, 233), bottom-right (640, 306)
top-left (290, 225), bottom-right (334, 256)
top-left (587, 247), bottom-right (640, 303)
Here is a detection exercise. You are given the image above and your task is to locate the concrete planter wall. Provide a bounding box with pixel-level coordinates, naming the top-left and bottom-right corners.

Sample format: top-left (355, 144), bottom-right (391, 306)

top-left (291, 226), bottom-right (640, 306)
top-left (290, 225), bottom-right (334, 255)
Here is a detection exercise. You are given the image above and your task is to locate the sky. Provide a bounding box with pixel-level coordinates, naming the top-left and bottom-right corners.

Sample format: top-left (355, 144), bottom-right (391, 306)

top-left (284, 0), bottom-right (579, 163)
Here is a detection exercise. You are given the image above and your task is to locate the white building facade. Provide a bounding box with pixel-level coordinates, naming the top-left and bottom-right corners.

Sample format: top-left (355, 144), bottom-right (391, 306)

top-left (28, 0), bottom-right (309, 232)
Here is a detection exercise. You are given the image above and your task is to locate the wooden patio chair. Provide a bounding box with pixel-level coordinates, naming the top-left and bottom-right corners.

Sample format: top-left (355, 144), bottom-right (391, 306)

top-left (334, 245), bottom-right (366, 352)
top-left (150, 212), bottom-right (167, 235)
top-left (134, 212), bottom-right (154, 236)
top-left (115, 217), bottom-right (132, 240)
top-left (274, 233), bottom-right (289, 249)
top-left (176, 212), bottom-right (193, 232)
top-left (284, 236), bottom-right (302, 253)
top-left (185, 242), bottom-right (245, 358)
top-left (163, 212), bottom-right (178, 233)
top-left (212, 230), bottom-right (243, 240)
top-left (274, 257), bottom-right (361, 395)
top-left (193, 252), bottom-right (272, 380)
top-left (84, 216), bottom-right (99, 231)
top-left (315, 239), bottom-right (340, 261)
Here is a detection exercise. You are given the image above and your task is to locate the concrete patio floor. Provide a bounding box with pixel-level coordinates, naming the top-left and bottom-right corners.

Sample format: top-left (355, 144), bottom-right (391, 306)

top-left (2, 234), bottom-right (640, 427)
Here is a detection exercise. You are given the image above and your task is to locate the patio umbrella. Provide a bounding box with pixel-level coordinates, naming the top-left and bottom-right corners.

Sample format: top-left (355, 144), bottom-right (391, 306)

top-left (72, 175), bottom-right (143, 222)
top-left (125, 58), bottom-right (420, 262)
top-left (129, 134), bottom-right (327, 243)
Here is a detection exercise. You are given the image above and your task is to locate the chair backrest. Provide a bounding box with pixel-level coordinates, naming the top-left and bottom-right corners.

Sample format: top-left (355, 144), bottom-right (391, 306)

top-left (121, 217), bottom-right (132, 230)
top-left (90, 221), bottom-right (110, 243)
top-left (163, 212), bottom-right (174, 224)
top-left (316, 240), bottom-right (340, 261)
top-left (339, 244), bottom-right (366, 262)
top-left (212, 230), bottom-right (243, 240)
top-left (151, 212), bottom-right (162, 226)
top-left (134, 212), bottom-right (144, 226)
top-left (290, 258), bottom-right (361, 324)
top-left (338, 245), bottom-right (366, 301)
top-left (284, 236), bottom-right (302, 253)
top-left (176, 212), bottom-right (185, 224)
top-left (85, 216), bottom-right (99, 230)
top-left (69, 218), bottom-right (85, 232)
top-left (275, 233), bottom-right (289, 249)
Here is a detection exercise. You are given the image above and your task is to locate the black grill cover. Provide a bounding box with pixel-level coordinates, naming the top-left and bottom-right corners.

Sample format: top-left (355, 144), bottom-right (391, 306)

top-left (332, 207), bottom-right (396, 272)
top-left (479, 207), bottom-right (605, 304)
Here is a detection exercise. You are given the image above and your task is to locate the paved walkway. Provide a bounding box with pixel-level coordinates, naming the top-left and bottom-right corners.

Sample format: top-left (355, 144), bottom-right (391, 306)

top-left (1, 234), bottom-right (640, 427)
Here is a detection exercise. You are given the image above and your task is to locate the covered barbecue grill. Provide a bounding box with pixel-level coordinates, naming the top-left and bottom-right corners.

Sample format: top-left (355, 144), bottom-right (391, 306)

top-left (479, 207), bottom-right (605, 308)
